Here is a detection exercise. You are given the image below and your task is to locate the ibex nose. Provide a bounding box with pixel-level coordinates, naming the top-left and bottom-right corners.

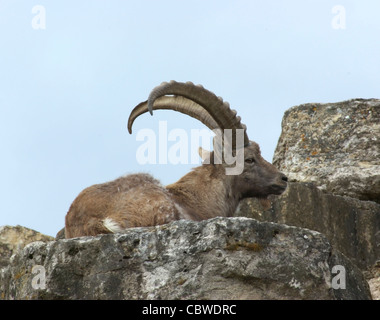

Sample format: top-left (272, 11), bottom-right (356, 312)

top-left (281, 174), bottom-right (288, 182)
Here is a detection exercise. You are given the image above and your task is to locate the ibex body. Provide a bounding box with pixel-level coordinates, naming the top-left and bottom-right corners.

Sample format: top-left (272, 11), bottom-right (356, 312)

top-left (65, 81), bottom-right (287, 238)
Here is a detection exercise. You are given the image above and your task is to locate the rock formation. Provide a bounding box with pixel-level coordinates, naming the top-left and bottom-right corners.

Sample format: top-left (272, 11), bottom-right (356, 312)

top-left (0, 218), bottom-right (371, 300)
top-left (1, 98), bottom-right (378, 300)
top-left (273, 99), bottom-right (380, 203)
top-left (238, 98), bottom-right (380, 299)
top-left (0, 225), bottom-right (54, 268)
top-left (237, 182), bottom-right (380, 271)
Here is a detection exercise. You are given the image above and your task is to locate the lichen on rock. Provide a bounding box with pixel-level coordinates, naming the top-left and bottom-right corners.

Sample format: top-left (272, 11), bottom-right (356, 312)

top-left (273, 99), bottom-right (380, 203)
top-left (0, 218), bottom-right (372, 300)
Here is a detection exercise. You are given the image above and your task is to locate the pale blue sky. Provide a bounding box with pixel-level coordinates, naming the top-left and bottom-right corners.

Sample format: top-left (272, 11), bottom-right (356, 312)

top-left (1, 1), bottom-right (379, 236)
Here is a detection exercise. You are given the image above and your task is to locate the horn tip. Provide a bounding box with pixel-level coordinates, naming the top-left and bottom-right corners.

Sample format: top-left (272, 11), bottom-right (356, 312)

top-left (127, 122), bottom-right (133, 134)
top-left (147, 101), bottom-right (154, 115)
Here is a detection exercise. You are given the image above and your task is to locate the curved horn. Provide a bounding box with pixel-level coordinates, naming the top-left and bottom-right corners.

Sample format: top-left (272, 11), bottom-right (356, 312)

top-left (128, 96), bottom-right (218, 134)
top-left (129, 81), bottom-right (250, 147)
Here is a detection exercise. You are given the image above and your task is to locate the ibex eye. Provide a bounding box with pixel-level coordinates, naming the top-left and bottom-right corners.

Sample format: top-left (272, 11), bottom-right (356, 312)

top-left (245, 158), bottom-right (255, 164)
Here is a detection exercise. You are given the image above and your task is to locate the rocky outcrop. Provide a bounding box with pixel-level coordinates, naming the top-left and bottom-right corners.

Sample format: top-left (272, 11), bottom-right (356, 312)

top-left (273, 99), bottom-right (380, 203)
top-left (266, 99), bottom-right (380, 299)
top-left (236, 183), bottom-right (380, 271)
top-left (1, 98), bottom-right (378, 300)
top-left (0, 218), bottom-right (372, 300)
top-left (0, 225), bottom-right (54, 268)
top-left (367, 262), bottom-right (380, 300)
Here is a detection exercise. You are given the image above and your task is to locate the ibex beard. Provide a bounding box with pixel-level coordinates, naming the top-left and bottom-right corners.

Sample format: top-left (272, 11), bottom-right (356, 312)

top-left (64, 81), bottom-right (287, 238)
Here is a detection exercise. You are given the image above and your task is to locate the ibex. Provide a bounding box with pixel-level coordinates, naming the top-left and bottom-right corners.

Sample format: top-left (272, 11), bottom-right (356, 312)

top-left (65, 81), bottom-right (288, 238)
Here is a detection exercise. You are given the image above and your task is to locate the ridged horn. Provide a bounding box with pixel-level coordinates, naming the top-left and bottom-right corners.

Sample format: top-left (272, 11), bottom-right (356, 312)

top-left (128, 81), bottom-right (250, 147)
top-left (128, 96), bottom-right (218, 134)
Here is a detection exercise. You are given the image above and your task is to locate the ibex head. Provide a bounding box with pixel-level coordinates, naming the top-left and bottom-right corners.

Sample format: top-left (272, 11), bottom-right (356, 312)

top-left (128, 81), bottom-right (287, 200)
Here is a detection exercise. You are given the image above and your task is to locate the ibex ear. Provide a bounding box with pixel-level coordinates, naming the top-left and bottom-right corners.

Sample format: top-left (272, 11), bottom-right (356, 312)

top-left (198, 147), bottom-right (222, 165)
top-left (198, 147), bottom-right (212, 163)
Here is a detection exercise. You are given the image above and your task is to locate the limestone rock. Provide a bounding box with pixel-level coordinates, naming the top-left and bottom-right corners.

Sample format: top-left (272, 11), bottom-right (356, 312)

top-left (0, 225), bottom-right (54, 268)
top-left (236, 182), bottom-right (380, 271)
top-left (0, 218), bottom-right (371, 300)
top-left (55, 228), bottom-right (65, 240)
top-left (367, 262), bottom-right (380, 300)
top-left (273, 99), bottom-right (380, 203)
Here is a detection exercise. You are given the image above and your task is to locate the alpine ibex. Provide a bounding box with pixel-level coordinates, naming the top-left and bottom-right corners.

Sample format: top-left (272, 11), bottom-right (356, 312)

top-left (65, 81), bottom-right (288, 238)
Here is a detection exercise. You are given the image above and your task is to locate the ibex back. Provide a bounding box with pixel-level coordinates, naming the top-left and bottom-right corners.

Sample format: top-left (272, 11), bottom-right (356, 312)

top-left (65, 81), bottom-right (288, 238)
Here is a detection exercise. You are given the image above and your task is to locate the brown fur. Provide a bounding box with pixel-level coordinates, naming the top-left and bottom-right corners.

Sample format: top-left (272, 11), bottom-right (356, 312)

top-left (65, 141), bottom-right (287, 238)
top-left (65, 174), bottom-right (180, 238)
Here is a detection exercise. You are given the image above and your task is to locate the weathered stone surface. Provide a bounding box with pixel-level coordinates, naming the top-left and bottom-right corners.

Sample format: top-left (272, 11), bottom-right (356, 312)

top-left (236, 182), bottom-right (380, 271)
top-left (55, 228), bottom-right (65, 240)
top-left (0, 225), bottom-right (54, 268)
top-left (273, 99), bottom-right (380, 203)
top-left (367, 262), bottom-right (380, 300)
top-left (0, 218), bottom-right (371, 300)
